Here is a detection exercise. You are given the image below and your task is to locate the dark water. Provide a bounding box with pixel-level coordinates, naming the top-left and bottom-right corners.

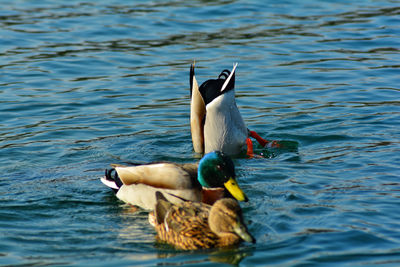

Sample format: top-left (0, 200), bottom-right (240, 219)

top-left (1, 0), bottom-right (400, 266)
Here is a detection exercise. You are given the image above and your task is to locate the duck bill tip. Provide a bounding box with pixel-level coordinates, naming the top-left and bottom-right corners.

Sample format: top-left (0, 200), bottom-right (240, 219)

top-left (234, 223), bottom-right (256, 244)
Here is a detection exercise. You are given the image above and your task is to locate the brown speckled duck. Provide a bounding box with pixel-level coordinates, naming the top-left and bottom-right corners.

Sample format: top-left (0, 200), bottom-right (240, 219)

top-left (148, 192), bottom-right (255, 250)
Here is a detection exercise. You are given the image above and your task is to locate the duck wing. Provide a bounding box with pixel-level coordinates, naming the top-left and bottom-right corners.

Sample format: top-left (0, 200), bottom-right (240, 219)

top-left (115, 162), bottom-right (198, 190)
top-left (165, 201), bottom-right (216, 241)
top-left (190, 63), bottom-right (206, 154)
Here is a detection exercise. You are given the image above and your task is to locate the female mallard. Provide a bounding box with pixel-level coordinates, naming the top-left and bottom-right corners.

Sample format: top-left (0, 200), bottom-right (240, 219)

top-left (101, 151), bottom-right (248, 210)
top-left (149, 191), bottom-right (255, 250)
top-left (190, 63), bottom-right (276, 156)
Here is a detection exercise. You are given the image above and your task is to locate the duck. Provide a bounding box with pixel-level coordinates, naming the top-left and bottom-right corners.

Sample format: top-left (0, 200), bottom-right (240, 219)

top-left (101, 151), bottom-right (248, 210)
top-left (148, 191), bottom-right (256, 250)
top-left (190, 63), bottom-right (275, 156)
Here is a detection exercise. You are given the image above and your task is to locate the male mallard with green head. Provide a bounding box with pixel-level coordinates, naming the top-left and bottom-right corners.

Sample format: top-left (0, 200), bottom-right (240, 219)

top-left (101, 151), bottom-right (248, 210)
top-left (149, 191), bottom-right (255, 250)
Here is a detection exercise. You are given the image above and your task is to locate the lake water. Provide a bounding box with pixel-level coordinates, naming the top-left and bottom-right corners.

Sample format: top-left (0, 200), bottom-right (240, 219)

top-left (1, 0), bottom-right (400, 266)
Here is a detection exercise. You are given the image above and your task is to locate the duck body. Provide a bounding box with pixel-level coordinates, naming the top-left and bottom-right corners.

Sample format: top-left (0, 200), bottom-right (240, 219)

top-left (149, 192), bottom-right (255, 250)
top-left (101, 151), bottom-right (248, 210)
top-left (203, 89), bottom-right (248, 155)
top-left (104, 163), bottom-right (201, 210)
top-left (190, 63), bottom-right (263, 156)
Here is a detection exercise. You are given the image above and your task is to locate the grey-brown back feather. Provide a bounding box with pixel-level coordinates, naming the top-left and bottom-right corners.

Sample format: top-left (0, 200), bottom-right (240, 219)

top-left (155, 192), bottom-right (173, 224)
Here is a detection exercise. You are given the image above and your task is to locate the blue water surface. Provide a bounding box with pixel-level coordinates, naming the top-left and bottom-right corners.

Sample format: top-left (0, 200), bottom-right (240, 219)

top-left (1, 0), bottom-right (400, 266)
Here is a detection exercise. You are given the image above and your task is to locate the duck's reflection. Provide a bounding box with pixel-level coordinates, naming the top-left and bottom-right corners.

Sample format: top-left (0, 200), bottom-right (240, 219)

top-left (155, 246), bottom-right (254, 266)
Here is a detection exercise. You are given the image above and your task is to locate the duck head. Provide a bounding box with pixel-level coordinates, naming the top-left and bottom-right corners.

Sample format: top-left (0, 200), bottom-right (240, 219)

top-left (209, 198), bottom-right (256, 244)
top-left (197, 151), bottom-right (248, 202)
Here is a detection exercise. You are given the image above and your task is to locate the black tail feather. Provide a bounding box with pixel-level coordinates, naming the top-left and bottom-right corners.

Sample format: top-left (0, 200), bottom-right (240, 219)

top-left (190, 63), bottom-right (195, 97)
top-left (218, 69), bottom-right (231, 79)
top-left (198, 65), bottom-right (236, 105)
top-left (104, 168), bottom-right (123, 191)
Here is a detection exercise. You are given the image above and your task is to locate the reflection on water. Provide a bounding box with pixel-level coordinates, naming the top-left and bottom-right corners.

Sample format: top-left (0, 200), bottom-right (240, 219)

top-left (156, 247), bottom-right (253, 266)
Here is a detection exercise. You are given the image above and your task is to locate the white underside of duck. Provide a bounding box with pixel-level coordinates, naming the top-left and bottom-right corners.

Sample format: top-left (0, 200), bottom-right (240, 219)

top-left (204, 90), bottom-right (248, 155)
top-left (116, 184), bottom-right (202, 210)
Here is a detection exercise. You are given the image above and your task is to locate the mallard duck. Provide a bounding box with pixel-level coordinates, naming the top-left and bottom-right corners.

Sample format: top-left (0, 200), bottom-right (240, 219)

top-left (101, 151), bottom-right (248, 210)
top-left (149, 191), bottom-right (255, 250)
top-left (190, 63), bottom-right (274, 156)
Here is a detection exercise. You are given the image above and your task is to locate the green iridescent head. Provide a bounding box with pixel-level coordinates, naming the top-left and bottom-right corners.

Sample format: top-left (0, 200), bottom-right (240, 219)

top-left (197, 151), bottom-right (248, 202)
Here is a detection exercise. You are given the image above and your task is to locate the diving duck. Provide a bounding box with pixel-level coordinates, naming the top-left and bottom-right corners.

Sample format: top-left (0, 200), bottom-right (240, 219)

top-left (101, 151), bottom-right (248, 210)
top-left (149, 191), bottom-right (255, 250)
top-left (190, 63), bottom-right (274, 156)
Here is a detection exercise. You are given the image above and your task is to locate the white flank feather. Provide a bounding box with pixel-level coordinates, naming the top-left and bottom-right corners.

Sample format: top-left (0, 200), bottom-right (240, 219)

top-left (116, 184), bottom-right (202, 210)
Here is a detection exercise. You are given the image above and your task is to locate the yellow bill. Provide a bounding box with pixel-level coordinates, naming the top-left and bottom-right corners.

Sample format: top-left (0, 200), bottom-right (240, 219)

top-left (224, 177), bottom-right (248, 202)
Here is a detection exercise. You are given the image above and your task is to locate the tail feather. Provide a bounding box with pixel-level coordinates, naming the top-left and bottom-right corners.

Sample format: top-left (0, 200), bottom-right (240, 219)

top-left (190, 62), bottom-right (196, 97)
top-left (100, 168), bottom-right (123, 193)
top-left (220, 63), bottom-right (237, 93)
top-left (218, 69), bottom-right (231, 79)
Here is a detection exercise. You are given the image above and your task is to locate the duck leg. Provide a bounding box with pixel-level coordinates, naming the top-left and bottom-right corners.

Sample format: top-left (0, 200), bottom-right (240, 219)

top-left (246, 137), bottom-right (254, 158)
top-left (248, 130), bottom-right (281, 148)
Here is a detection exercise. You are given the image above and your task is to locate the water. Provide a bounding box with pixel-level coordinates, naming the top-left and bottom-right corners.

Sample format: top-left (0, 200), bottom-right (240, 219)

top-left (1, 0), bottom-right (400, 266)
